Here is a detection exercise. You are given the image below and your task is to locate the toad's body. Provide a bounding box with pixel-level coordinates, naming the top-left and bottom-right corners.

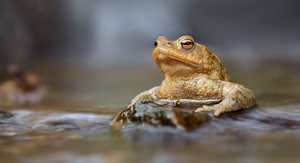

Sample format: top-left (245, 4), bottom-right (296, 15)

top-left (130, 35), bottom-right (256, 116)
top-left (0, 65), bottom-right (46, 105)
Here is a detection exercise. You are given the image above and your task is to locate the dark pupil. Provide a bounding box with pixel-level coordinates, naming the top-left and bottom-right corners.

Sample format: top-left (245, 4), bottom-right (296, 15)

top-left (154, 41), bottom-right (158, 47)
top-left (182, 41), bottom-right (192, 45)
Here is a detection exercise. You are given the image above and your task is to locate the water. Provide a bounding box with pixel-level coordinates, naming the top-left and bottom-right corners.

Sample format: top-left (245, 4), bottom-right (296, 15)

top-left (0, 60), bottom-right (300, 163)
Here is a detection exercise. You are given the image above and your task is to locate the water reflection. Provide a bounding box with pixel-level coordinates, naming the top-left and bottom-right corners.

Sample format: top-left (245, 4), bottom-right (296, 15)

top-left (1, 105), bottom-right (300, 162)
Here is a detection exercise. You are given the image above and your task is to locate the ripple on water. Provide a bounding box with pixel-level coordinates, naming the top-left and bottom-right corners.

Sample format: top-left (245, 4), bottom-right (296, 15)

top-left (0, 104), bottom-right (300, 141)
top-left (0, 110), bottom-right (112, 139)
top-left (117, 104), bottom-right (300, 143)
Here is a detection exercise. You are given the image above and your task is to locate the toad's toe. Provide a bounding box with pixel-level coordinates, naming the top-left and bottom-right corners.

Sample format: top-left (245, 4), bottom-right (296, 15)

top-left (195, 105), bottom-right (216, 112)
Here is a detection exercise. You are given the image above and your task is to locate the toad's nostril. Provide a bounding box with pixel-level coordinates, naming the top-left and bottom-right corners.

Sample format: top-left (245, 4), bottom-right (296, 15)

top-left (159, 42), bottom-right (173, 47)
top-left (165, 42), bottom-right (173, 47)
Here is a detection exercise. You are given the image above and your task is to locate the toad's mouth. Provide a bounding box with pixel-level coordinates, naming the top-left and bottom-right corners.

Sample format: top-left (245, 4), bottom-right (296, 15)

top-left (152, 46), bottom-right (201, 67)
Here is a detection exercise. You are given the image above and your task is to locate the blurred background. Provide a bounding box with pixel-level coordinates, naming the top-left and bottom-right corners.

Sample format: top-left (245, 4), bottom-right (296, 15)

top-left (0, 0), bottom-right (300, 107)
top-left (1, 1), bottom-right (300, 162)
top-left (1, 0), bottom-right (300, 66)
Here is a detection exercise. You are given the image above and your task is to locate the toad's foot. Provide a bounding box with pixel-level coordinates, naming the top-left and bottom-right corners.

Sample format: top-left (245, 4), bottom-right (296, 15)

top-left (196, 82), bottom-right (256, 116)
top-left (195, 104), bottom-right (234, 116)
top-left (195, 105), bottom-right (217, 113)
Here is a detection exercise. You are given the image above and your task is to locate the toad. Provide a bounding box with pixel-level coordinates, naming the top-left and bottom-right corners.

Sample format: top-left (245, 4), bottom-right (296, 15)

top-left (0, 65), bottom-right (46, 105)
top-left (128, 35), bottom-right (256, 116)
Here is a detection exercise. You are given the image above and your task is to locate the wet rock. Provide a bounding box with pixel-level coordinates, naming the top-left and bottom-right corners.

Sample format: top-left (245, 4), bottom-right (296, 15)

top-left (111, 102), bottom-right (210, 131)
top-left (0, 109), bottom-right (13, 119)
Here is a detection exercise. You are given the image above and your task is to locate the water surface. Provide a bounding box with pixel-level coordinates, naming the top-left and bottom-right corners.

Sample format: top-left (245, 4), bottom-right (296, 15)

top-left (1, 60), bottom-right (300, 163)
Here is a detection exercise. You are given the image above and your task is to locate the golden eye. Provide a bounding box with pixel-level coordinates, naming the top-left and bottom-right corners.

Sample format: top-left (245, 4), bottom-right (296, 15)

top-left (154, 41), bottom-right (158, 47)
top-left (181, 39), bottom-right (194, 50)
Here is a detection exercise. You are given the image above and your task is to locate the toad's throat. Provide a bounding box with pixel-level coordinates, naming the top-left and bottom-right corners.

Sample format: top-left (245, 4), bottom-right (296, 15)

top-left (152, 47), bottom-right (201, 67)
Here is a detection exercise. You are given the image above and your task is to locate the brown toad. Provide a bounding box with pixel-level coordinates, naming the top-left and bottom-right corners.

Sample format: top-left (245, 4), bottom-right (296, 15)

top-left (0, 65), bottom-right (46, 105)
top-left (129, 35), bottom-right (256, 116)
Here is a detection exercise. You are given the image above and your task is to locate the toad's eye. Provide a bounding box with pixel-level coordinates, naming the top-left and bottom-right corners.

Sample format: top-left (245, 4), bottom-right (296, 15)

top-left (181, 39), bottom-right (194, 50)
top-left (154, 41), bottom-right (158, 47)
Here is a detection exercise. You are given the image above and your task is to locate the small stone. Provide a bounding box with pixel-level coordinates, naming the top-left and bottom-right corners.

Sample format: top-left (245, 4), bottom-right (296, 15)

top-left (0, 109), bottom-right (13, 119)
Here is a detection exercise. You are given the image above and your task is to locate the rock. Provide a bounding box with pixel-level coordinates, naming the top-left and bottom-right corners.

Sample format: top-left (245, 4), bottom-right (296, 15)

top-left (111, 102), bottom-right (210, 131)
top-left (0, 109), bottom-right (13, 119)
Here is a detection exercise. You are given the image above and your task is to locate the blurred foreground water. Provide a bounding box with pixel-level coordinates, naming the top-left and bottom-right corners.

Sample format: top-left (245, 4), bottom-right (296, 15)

top-left (0, 59), bottom-right (300, 163)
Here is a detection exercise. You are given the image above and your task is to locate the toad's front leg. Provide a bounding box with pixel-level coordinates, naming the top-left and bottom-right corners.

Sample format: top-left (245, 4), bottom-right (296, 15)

top-left (127, 86), bottom-right (159, 108)
top-left (196, 82), bottom-right (256, 116)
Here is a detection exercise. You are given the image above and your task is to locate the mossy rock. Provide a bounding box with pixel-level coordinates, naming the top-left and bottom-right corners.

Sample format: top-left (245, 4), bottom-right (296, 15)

top-left (111, 102), bottom-right (210, 131)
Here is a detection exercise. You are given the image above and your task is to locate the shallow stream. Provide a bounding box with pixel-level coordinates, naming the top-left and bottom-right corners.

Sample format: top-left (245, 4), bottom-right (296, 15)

top-left (1, 60), bottom-right (300, 163)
